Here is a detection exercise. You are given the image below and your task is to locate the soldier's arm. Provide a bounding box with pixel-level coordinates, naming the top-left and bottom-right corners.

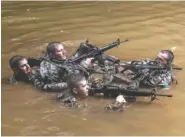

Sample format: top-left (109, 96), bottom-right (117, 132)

top-left (34, 79), bottom-right (68, 92)
top-left (28, 72), bottom-right (68, 92)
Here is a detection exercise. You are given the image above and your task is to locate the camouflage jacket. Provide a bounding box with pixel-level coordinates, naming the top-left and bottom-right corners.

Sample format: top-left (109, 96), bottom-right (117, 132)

top-left (28, 68), bottom-right (68, 92)
top-left (88, 57), bottom-right (174, 91)
top-left (39, 59), bottom-right (65, 83)
top-left (120, 59), bottom-right (174, 88)
top-left (9, 68), bottom-right (68, 92)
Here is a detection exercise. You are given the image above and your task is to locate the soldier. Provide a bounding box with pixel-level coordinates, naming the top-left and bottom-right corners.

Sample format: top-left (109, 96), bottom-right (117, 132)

top-left (9, 55), bottom-right (33, 83)
top-left (39, 41), bottom-right (67, 83)
top-left (147, 49), bottom-right (177, 88)
top-left (119, 50), bottom-right (177, 89)
top-left (56, 73), bottom-right (89, 108)
top-left (39, 41), bottom-right (93, 84)
top-left (9, 55), bottom-right (68, 91)
top-left (8, 42), bottom-right (93, 92)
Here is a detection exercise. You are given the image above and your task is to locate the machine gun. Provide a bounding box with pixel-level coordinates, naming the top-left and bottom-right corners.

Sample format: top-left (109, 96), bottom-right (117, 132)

top-left (89, 86), bottom-right (172, 101)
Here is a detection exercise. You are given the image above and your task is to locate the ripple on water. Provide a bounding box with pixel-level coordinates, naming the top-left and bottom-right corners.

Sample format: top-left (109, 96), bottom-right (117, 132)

top-left (21, 125), bottom-right (49, 136)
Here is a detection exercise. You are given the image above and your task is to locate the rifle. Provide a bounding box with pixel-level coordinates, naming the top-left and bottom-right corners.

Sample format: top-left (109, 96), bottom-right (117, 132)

top-left (27, 57), bottom-right (41, 67)
top-left (89, 86), bottom-right (172, 101)
top-left (72, 40), bottom-right (121, 64)
top-left (40, 39), bottom-right (128, 80)
top-left (67, 39), bottom-right (129, 64)
top-left (119, 62), bottom-right (182, 71)
top-left (117, 62), bottom-right (182, 86)
top-left (43, 39), bottom-right (128, 65)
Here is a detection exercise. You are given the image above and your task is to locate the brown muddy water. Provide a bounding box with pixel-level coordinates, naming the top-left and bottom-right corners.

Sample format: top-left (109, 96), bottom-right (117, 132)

top-left (1, 1), bottom-right (185, 136)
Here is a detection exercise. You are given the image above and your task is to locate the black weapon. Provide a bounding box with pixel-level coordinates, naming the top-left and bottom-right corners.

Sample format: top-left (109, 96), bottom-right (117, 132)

top-left (68, 39), bottom-right (129, 64)
top-left (27, 57), bottom-right (41, 67)
top-left (118, 62), bottom-right (182, 86)
top-left (44, 39), bottom-right (128, 66)
top-left (119, 61), bottom-right (182, 71)
top-left (171, 64), bottom-right (183, 70)
top-left (119, 63), bottom-right (182, 71)
top-left (89, 86), bottom-right (172, 101)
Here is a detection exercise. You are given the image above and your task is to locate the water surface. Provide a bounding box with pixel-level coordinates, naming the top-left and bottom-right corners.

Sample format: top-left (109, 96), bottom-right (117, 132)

top-left (1, 1), bottom-right (185, 135)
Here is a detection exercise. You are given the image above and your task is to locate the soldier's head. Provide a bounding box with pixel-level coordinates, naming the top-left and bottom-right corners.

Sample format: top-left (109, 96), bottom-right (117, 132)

top-left (9, 55), bottom-right (31, 75)
top-left (155, 50), bottom-right (174, 66)
top-left (47, 41), bottom-right (67, 60)
top-left (67, 73), bottom-right (89, 99)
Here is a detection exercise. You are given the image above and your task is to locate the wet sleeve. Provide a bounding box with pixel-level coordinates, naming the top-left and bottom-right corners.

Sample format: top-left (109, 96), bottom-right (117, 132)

top-left (34, 78), bottom-right (68, 92)
top-left (28, 73), bottom-right (68, 92)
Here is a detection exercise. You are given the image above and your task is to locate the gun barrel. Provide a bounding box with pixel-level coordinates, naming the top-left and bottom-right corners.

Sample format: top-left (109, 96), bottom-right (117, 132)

top-left (119, 63), bottom-right (183, 70)
top-left (121, 39), bottom-right (129, 43)
top-left (172, 67), bottom-right (182, 70)
top-left (171, 64), bottom-right (183, 70)
top-left (155, 94), bottom-right (173, 97)
top-left (99, 39), bottom-right (128, 53)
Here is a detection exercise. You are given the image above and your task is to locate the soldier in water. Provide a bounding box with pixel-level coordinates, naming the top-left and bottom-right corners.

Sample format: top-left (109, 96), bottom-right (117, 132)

top-left (8, 55), bottom-right (68, 91)
top-left (56, 73), bottom-right (89, 108)
top-left (118, 50), bottom-right (178, 89)
top-left (8, 41), bottom-right (93, 92)
top-left (39, 41), bottom-right (93, 85)
top-left (57, 72), bottom-right (128, 111)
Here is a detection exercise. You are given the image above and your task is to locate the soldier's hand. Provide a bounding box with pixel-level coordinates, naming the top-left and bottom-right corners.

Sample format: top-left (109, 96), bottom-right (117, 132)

top-left (80, 57), bottom-right (94, 68)
top-left (115, 65), bottom-right (125, 73)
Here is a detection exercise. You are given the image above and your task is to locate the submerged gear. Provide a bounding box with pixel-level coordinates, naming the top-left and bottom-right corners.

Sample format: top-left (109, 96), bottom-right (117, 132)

top-left (56, 89), bottom-right (86, 108)
top-left (119, 59), bottom-right (175, 88)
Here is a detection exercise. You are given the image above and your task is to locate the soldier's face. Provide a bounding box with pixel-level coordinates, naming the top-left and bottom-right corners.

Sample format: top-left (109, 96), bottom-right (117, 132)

top-left (155, 52), bottom-right (168, 65)
top-left (75, 79), bottom-right (89, 99)
top-left (18, 58), bottom-right (31, 74)
top-left (53, 44), bottom-right (67, 60)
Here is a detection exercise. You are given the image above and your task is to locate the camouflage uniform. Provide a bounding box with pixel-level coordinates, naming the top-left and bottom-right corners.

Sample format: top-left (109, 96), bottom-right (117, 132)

top-left (28, 68), bottom-right (68, 92)
top-left (9, 67), bottom-right (68, 92)
top-left (56, 89), bottom-right (81, 108)
top-left (120, 59), bottom-right (174, 88)
top-left (39, 59), bottom-right (66, 83)
top-left (90, 52), bottom-right (174, 89)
